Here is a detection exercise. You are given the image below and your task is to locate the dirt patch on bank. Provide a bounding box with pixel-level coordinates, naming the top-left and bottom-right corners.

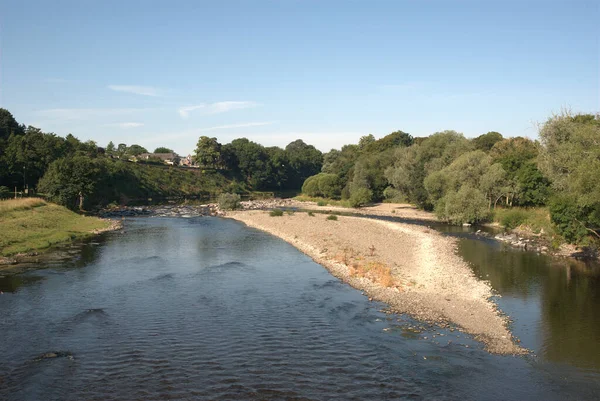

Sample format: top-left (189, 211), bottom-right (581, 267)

top-left (288, 200), bottom-right (438, 222)
top-left (227, 210), bottom-right (524, 355)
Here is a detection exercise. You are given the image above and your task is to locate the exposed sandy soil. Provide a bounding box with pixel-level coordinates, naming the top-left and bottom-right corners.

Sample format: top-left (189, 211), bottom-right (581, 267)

top-left (287, 200), bottom-right (438, 221)
top-left (227, 210), bottom-right (525, 355)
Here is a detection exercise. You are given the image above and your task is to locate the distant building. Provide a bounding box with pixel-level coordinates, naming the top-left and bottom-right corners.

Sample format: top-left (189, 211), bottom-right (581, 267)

top-left (179, 154), bottom-right (198, 167)
top-left (137, 152), bottom-right (180, 165)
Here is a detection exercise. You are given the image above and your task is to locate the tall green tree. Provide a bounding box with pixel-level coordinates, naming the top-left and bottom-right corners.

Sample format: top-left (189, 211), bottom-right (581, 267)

top-left (284, 139), bottom-right (323, 188)
top-left (538, 112), bottom-right (600, 242)
top-left (194, 136), bottom-right (222, 169)
top-left (38, 156), bottom-right (109, 210)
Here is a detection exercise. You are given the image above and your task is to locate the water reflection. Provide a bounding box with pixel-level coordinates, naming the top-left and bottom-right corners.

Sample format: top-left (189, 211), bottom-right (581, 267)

top-left (461, 239), bottom-right (600, 370)
top-left (0, 275), bottom-right (44, 293)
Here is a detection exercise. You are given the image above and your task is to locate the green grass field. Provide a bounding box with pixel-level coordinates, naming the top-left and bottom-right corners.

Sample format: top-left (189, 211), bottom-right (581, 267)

top-left (0, 198), bottom-right (112, 256)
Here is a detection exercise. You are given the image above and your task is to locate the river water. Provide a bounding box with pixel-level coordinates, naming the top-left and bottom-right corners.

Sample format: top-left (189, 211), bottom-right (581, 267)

top-left (0, 217), bottom-right (599, 400)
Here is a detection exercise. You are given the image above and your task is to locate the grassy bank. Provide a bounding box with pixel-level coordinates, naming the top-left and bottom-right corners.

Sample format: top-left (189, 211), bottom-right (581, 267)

top-left (0, 198), bottom-right (113, 256)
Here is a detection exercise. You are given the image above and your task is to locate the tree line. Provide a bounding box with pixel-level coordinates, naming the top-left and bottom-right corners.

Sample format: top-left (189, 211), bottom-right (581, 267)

top-left (300, 112), bottom-right (599, 245)
top-left (0, 108), bottom-right (323, 208)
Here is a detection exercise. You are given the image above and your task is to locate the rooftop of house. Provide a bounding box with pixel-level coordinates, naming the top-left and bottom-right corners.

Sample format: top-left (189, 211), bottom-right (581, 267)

top-left (138, 152), bottom-right (179, 160)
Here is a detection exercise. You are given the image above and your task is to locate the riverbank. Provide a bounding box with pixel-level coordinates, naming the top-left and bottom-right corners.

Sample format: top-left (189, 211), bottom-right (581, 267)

top-left (0, 198), bottom-right (120, 265)
top-left (227, 209), bottom-right (525, 355)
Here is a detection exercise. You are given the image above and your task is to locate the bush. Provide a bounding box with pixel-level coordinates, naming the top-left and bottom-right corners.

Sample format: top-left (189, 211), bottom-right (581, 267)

top-left (269, 209), bottom-right (284, 217)
top-left (349, 187), bottom-right (373, 208)
top-left (435, 186), bottom-right (490, 224)
top-left (326, 214), bottom-right (338, 221)
top-left (497, 208), bottom-right (528, 229)
top-left (0, 186), bottom-right (11, 199)
top-left (301, 173), bottom-right (342, 199)
top-left (218, 193), bottom-right (241, 210)
top-left (301, 176), bottom-right (319, 197)
top-left (382, 186), bottom-right (405, 203)
top-left (549, 196), bottom-right (590, 243)
top-left (317, 200), bottom-right (327, 206)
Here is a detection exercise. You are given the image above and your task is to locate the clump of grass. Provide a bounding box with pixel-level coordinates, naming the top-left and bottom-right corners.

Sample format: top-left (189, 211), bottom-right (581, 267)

top-left (286, 210), bottom-right (295, 215)
top-left (326, 214), bottom-right (338, 221)
top-left (269, 209), bottom-right (284, 217)
top-left (0, 198), bottom-right (47, 216)
top-left (317, 200), bottom-right (328, 206)
top-left (308, 211), bottom-right (315, 216)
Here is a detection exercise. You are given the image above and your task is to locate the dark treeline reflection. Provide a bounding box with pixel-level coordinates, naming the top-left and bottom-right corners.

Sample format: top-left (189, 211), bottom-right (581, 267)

top-left (460, 239), bottom-right (600, 369)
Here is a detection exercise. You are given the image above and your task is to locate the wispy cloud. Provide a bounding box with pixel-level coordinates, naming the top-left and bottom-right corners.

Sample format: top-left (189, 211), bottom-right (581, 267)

top-left (178, 101), bottom-right (259, 118)
top-left (108, 122), bottom-right (145, 128)
top-left (197, 122), bottom-right (273, 131)
top-left (37, 108), bottom-right (144, 120)
top-left (144, 121), bottom-right (275, 143)
top-left (108, 85), bottom-right (160, 97)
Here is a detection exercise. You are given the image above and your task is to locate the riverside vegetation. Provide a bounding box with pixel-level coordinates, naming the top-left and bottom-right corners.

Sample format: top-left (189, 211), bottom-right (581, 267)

top-left (300, 112), bottom-right (600, 252)
top-left (1, 107), bottom-right (598, 250)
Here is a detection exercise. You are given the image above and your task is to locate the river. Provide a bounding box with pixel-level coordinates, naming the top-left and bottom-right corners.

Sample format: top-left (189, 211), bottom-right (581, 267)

top-left (0, 217), bottom-right (599, 400)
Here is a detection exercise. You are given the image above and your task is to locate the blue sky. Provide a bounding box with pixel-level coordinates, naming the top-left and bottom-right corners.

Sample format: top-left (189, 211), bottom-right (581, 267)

top-left (1, 0), bottom-right (598, 154)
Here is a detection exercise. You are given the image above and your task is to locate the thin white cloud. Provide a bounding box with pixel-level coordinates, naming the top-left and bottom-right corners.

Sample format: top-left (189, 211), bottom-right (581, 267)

top-left (37, 108), bottom-right (144, 120)
top-left (108, 122), bottom-right (145, 128)
top-left (108, 85), bottom-right (160, 97)
top-left (144, 121), bottom-right (275, 143)
top-left (178, 101), bottom-right (259, 118)
top-left (178, 105), bottom-right (205, 118)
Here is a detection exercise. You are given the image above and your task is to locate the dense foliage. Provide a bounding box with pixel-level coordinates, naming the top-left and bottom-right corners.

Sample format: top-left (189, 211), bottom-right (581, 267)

top-left (300, 112), bottom-right (600, 245)
top-left (2, 106), bottom-right (598, 245)
top-left (0, 108), bottom-right (323, 210)
top-left (194, 136), bottom-right (323, 190)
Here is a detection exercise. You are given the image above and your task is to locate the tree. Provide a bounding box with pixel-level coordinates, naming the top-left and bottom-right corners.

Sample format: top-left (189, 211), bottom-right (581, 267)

top-left (358, 134), bottom-right (376, 151)
top-left (473, 131), bottom-right (503, 152)
top-left (106, 141), bottom-right (116, 155)
top-left (127, 144), bottom-right (148, 156)
top-left (194, 136), bottom-right (222, 169)
top-left (226, 138), bottom-right (270, 188)
top-left (265, 146), bottom-right (290, 189)
top-left (435, 186), bottom-right (490, 224)
top-left (117, 143), bottom-right (128, 158)
top-left (362, 130), bottom-right (413, 153)
top-left (285, 139), bottom-right (323, 189)
top-left (154, 147), bottom-right (173, 154)
top-left (3, 126), bottom-right (69, 190)
top-left (38, 156), bottom-right (109, 210)
top-left (424, 150), bottom-right (506, 210)
top-left (385, 130), bottom-right (472, 209)
top-left (538, 111), bottom-right (600, 242)
top-left (301, 173), bottom-right (341, 198)
top-left (0, 108), bottom-right (24, 140)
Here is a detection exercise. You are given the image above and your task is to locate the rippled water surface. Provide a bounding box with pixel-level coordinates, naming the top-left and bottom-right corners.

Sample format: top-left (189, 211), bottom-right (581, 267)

top-left (1, 217), bottom-right (599, 400)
